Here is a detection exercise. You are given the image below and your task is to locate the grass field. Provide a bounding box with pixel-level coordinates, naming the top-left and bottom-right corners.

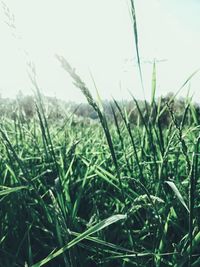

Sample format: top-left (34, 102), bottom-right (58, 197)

top-left (1, 1), bottom-right (200, 266)
top-left (1, 63), bottom-right (200, 267)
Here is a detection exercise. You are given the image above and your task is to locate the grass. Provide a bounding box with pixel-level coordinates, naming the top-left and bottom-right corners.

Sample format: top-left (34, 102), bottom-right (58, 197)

top-left (1, 0), bottom-right (200, 266)
top-left (0, 68), bottom-right (200, 266)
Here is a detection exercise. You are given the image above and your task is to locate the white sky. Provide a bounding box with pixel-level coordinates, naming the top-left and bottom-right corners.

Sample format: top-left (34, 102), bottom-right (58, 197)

top-left (0, 0), bottom-right (200, 102)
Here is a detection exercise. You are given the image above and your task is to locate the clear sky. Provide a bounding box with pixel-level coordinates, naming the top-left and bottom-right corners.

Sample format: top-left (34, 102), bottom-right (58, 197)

top-left (0, 0), bottom-right (200, 102)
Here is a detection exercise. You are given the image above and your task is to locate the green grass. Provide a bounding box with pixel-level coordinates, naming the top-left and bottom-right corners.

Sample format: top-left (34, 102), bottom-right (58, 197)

top-left (0, 73), bottom-right (200, 266)
top-left (1, 1), bottom-right (200, 266)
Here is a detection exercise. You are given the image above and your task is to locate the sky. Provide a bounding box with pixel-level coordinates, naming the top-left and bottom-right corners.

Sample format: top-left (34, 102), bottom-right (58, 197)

top-left (0, 0), bottom-right (200, 102)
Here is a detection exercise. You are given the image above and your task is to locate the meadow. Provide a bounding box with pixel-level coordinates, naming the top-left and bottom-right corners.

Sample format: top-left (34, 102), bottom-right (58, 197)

top-left (1, 59), bottom-right (200, 267)
top-left (1, 1), bottom-right (200, 266)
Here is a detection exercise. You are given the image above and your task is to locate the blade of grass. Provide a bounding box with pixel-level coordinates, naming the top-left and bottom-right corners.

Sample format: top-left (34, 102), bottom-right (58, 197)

top-left (31, 214), bottom-right (127, 267)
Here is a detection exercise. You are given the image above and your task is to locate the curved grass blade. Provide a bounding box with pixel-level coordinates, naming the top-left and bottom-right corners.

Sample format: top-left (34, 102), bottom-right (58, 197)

top-left (165, 181), bottom-right (189, 213)
top-left (31, 214), bottom-right (127, 267)
top-left (158, 69), bottom-right (200, 119)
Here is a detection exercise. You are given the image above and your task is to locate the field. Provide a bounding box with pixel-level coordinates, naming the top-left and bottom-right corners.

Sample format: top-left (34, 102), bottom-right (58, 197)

top-left (1, 1), bottom-right (200, 266)
top-left (1, 60), bottom-right (200, 267)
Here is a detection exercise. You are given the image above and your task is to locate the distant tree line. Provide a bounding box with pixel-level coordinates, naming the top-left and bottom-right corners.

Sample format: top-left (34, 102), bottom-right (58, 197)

top-left (0, 91), bottom-right (200, 127)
